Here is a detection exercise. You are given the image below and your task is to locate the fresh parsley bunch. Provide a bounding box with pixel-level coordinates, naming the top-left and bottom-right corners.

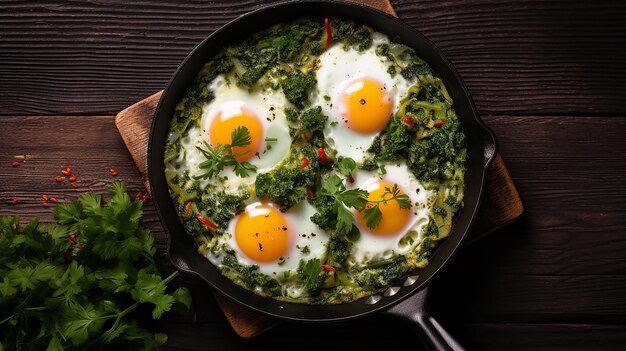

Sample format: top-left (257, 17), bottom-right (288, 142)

top-left (0, 181), bottom-right (192, 350)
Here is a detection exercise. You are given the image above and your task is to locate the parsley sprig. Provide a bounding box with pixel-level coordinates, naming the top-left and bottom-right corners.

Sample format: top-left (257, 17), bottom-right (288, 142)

top-left (318, 171), bottom-right (412, 238)
top-left (318, 174), bottom-right (368, 236)
top-left (0, 181), bottom-right (193, 350)
top-left (361, 184), bottom-right (412, 229)
top-left (195, 126), bottom-right (258, 179)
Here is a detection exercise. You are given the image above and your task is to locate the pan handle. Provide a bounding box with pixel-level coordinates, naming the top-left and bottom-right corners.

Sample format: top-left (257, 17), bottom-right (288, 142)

top-left (384, 288), bottom-right (465, 351)
top-left (480, 123), bottom-right (498, 167)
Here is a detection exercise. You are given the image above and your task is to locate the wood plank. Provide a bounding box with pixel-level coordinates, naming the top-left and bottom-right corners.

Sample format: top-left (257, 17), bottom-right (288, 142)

top-left (1, 0), bottom-right (626, 116)
top-left (149, 319), bottom-right (626, 351)
top-left (453, 323), bottom-right (626, 351)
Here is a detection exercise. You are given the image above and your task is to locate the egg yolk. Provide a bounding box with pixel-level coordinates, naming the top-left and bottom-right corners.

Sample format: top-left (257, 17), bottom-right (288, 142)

top-left (339, 77), bottom-right (393, 134)
top-left (235, 203), bottom-right (291, 263)
top-left (209, 105), bottom-right (263, 162)
top-left (357, 180), bottom-right (411, 236)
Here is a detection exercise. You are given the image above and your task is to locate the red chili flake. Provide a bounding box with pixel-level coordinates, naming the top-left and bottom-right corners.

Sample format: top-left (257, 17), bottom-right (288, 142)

top-left (302, 132), bottom-right (310, 142)
top-left (109, 168), bottom-right (119, 177)
top-left (69, 176), bottom-right (77, 182)
top-left (49, 197), bottom-right (58, 203)
top-left (54, 176), bottom-right (63, 182)
top-left (69, 234), bottom-right (77, 245)
top-left (64, 249), bottom-right (72, 263)
top-left (135, 192), bottom-right (142, 199)
top-left (42, 201), bottom-right (49, 207)
top-left (433, 120), bottom-right (446, 127)
top-left (403, 114), bottom-right (415, 126)
top-left (324, 18), bottom-right (332, 49)
top-left (42, 194), bottom-right (49, 201)
top-left (142, 194), bottom-right (150, 203)
top-left (347, 176), bottom-right (355, 184)
top-left (184, 202), bottom-right (193, 217)
top-left (197, 215), bottom-right (217, 230)
top-left (70, 182), bottom-right (78, 188)
top-left (10, 198), bottom-right (17, 205)
top-left (322, 265), bottom-right (336, 272)
top-left (299, 157), bottom-right (310, 170)
top-left (61, 168), bottom-right (72, 176)
top-left (317, 148), bottom-right (328, 165)
top-left (11, 161), bottom-right (19, 167)
top-left (306, 187), bottom-right (315, 199)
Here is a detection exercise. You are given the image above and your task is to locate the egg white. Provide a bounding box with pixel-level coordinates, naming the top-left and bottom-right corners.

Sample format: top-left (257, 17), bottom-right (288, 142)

top-left (206, 200), bottom-right (329, 278)
top-left (314, 32), bottom-right (414, 163)
top-left (346, 163), bottom-right (433, 265)
top-left (179, 75), bottom-right (292, 193)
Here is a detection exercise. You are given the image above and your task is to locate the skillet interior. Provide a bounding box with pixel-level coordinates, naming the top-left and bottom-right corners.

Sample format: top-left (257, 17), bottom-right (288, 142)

top-left (149, 0), bottom-right (496, 322)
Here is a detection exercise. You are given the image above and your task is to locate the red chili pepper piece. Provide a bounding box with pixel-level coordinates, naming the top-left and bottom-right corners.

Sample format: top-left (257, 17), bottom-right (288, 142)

top-left (70, 182), bottom-right (78, 188)
top-left (69, 176), bottom-right (77, 182)
top-left (317, 148), bottom-right (328, 165)
top-left (55, 176), bottom-right (63, 182)
top-left (197, 215), bottom-right (217, 230)
top-left (11, 161), bottom-right (19, 167)
top-left (49, 197), bottom-right (58, 203)
top-left (10, 198), bottom-right (17, 205)
top-left (110, 169), bottom-right (119, 177)
top-left (69, 233), bottom-right (77, 245)
top-left (347, 176), bottom-right (355, 184)
top-left (42, 194), bottom-right (49, 201)
top-left (142, 194), bottom-right (150, 203)
top-left (306, 187), bottom-right (315, 199)
top-left (42, 201), bottom-right (49, 207)
top-left (324, 18), bottom-right (332, 49)
top-left (322, 265), bottom-right (336, 272)
top-left (302, 132), bottom-right (310, 142)
top-left (184, 202), bottom-right (193, 217)
top-left (433, 120), bottom-right (446, 127)
top-left (403, 114), bottom-right (415, 126)
top-left (61, 168), bottom-right (72, 176)
top-left (299, 157), bottom-right (310, 170)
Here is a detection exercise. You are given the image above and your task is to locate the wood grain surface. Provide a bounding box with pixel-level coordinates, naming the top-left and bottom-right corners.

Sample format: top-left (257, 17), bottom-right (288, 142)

top-left (1, 1), bottom-right (626, 350)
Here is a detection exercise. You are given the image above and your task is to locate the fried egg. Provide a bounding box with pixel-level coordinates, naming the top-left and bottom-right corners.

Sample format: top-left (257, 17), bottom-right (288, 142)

top-left (180, 75), bottom-right (292, 191)
top-left (314, 33), bottom-right (414, 162)
top-left (213, 200), bottom-right (328, 277)
top-left (347, 163), bottom-right (433, 264)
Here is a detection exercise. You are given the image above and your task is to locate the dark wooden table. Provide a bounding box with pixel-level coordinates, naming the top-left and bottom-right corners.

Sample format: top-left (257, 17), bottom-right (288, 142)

top-left (2, 1), bottom-right (626, 350)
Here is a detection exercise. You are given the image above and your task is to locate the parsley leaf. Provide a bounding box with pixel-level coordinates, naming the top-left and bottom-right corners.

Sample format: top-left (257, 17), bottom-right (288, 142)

top-left (229, 125), bottom-right (252, 148)
top-left (316, 175), bottom-right (368, 237)
top-left (337, 157), bottom-right (357, 178)
top-left (297, 258), bottom-right (324, 293)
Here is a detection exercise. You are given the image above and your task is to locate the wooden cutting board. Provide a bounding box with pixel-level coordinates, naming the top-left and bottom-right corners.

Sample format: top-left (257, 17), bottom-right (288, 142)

top-left (115, 0), bottom-right (523, 339)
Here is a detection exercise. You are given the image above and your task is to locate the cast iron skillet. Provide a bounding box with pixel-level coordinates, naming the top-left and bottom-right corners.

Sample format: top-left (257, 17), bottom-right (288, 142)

top-left (149, 1), bottom-right (496, 349)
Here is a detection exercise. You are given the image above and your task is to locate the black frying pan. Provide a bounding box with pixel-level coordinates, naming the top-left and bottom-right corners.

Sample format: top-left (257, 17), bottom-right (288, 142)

top-left (148, 1), bottom-right (496, 350)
